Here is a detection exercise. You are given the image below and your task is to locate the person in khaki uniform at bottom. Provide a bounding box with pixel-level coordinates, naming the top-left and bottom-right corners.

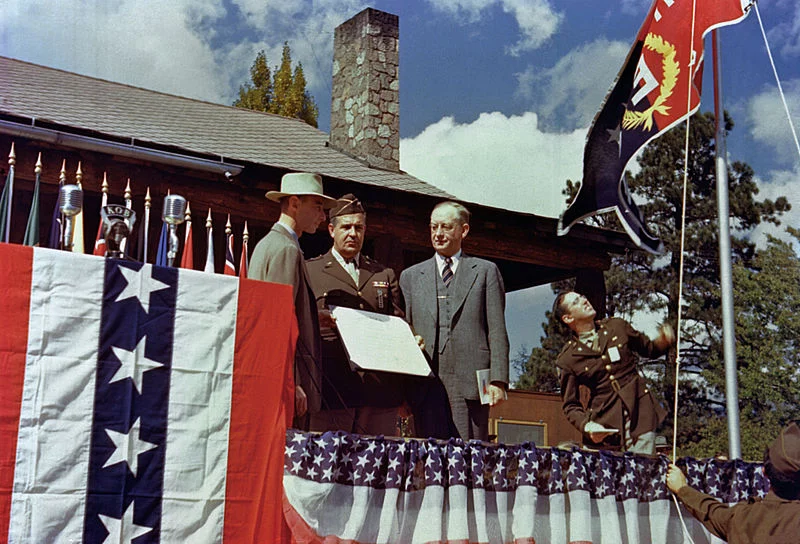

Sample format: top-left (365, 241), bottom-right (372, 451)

top-left (306, 194), bottom-right (407, 436)
top-left (248, 172), bottom-right (337, 429)
top-left (553, 290), bottom-right (674, 454)
top-left (667, 421), bottom-right (800, 544)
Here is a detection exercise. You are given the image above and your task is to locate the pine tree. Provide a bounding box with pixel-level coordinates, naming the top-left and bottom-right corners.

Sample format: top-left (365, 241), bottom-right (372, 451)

top-left (234, 44), bottom-right (318, 127)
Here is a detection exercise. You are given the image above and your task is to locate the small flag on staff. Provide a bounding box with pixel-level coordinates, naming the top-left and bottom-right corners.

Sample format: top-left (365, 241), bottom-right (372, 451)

top-left (0, 143), bottom-right (16, 243)
top-left (557, 0), bottom-right (750, 253)
top-left (239, 221), bottom-right (249, 278)
top-left (155, 223), bottom-right (168, 267)
top-left (180, 202), bottom-right (194, 269)
top-left (204, 208), bottom-right (215, 273)
top-left (92, 173), bottom-right (109, 256)
top-left (224, 214), bottom-right (236, 276)
top-left (47, 160), bottom-right (67, 249)
top-left (22, 153), bottom-right (42, 247)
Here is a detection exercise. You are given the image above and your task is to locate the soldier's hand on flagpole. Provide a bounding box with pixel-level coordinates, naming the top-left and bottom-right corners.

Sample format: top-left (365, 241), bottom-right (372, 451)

top-left (295, 385), bottom-right (308, 417)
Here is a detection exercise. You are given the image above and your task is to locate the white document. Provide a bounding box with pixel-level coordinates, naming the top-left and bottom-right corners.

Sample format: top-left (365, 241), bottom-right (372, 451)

top-left (330, 305), bottom-right (432, 377)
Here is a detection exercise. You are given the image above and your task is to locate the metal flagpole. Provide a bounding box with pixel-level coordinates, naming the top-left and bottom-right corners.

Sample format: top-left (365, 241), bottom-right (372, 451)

top-left (712, 29), bottom-right (741, 460)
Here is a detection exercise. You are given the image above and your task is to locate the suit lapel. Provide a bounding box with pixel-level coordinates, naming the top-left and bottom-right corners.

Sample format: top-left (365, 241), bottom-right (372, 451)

top-left (357, 255), bottom-right (376, 290)
top-left (322, 250), bottom-right (356, 287)
top-left (418, 257), bottom-right (438, 320)
top-left (448, 255), bottom-right (478, 322)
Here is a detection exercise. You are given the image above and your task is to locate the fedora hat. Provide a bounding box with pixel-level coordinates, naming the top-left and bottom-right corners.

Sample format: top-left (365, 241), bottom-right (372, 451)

top-left (266, 172), bottom-right (338, 209)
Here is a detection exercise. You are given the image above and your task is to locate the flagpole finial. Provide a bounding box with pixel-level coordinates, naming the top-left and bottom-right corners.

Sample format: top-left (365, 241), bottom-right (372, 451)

top-left (226, 214), bottom-right (232, 235)
top-left (59, 160), bottom-right (67, 185)
top-left (145, 187), bottom-right (151, 208)
top-left (206, 208), bottom-right (212, 229)
top-left (243, 221), bottom-right (249, 241)
top-left (185, 201), bottom-right (192, 222)
top-left (35, 152), bottom-right (42, 174)
top-left (75, 162), bottom-right (83, 187)
top-left (124, 178), bottom-right (132, 200)
top-left (101, 173), bottom-right (109, 195)
top-left (8, 142), bottom-right (15, 166)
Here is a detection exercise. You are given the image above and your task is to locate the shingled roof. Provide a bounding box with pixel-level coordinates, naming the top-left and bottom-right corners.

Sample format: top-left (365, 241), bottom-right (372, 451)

top-left (0, 56), bottom-right (451, 198)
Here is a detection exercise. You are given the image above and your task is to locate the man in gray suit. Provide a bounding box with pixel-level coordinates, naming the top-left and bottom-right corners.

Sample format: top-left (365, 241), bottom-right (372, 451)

top-left (399, 201), bottom-right (509, 441)
top-left (248, 172), bottom-right (337, 429)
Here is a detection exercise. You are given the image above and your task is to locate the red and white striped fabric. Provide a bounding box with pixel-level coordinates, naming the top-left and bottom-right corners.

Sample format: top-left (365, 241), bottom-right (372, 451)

top-left (0, 243), bottom-right (297, 543)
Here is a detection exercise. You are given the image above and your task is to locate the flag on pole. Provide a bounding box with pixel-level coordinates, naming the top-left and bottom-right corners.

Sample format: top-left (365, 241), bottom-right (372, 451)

top-left (22, 154), bottom-right (42, 247)
top-left (0, 244), bottom-right (296, 543)
top-left (224, 215), bottom-right (236, 276)
top-left (239, 221), bottom-right (249, 278)
top-left (557, 0), bottom-right (750, 253)
top-left (48, 160), bottom-right (67, 249)
top-left (22, 153), bottom-right (42, 247)
top-left (180, 202), bottom-right (193, 270)
top-left (93, 173), bottom-right (110, 256)
top-left (0, 143), bottom-right (16, 244)
top-left (204, 208), bottom-right (215, 274)
top-left (155, 223), bottom-right (168, 267)
top-left (70, 162), bottom-right (85, 254)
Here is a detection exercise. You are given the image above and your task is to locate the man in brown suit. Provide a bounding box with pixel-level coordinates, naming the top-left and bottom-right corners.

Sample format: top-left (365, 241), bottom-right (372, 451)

top-left (306, 194), bottom-right (406, 436)
top-left (667, 421), bottom-right (800, 543)
top-left (554, 290), bottom-right (674, 453)
top-left (248, 172), bottom-right (337, 429)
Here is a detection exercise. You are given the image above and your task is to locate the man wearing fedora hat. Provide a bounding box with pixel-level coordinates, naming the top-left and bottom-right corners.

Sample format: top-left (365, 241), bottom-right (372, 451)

top-left (249, 172), bottom-right (337, 428)
top-left (667, 421), bottom-right (800, 542)
top-left (306, 193), bottom-right (408, 436)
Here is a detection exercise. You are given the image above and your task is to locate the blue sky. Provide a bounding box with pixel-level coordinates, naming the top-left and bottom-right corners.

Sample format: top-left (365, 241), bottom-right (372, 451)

top-left (3, 0), bottom-right (800, 376)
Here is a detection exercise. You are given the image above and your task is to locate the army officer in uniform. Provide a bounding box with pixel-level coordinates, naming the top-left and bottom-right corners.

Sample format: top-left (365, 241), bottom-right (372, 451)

top-left (306, 194), bottom-right (407, 436)
top-left (553, 290), bottom-right (674, 454)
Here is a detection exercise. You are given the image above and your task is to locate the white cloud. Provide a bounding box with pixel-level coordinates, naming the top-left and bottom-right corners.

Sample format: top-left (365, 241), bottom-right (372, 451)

top-left (766, 0), bottom-right (800, 57)
top-left (515, 38), bottom-right (630, 131)
top-left (0, 0), bottom-right (363, 107)
top-left (749, 167), bottom-right (800, 250)
top-left (425, 0), bottom-right (562, 53)
top-left (400, 111), bottom-right (585, 217)
top-left (747, 79), bottom-right (800, 165)
top-left (1, 0), bottom-right (231, 103)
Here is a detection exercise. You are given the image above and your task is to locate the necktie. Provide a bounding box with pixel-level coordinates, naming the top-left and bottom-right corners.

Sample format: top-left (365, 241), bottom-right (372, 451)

top-left (346, 258), bottom-right (359, 284)
top-left (442, 257), bottom-right (453, 287)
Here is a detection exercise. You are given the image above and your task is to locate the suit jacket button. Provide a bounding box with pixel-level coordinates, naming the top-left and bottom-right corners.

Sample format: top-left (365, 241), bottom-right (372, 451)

top-left (609, 375), bottom-right (615, 380)
top-left (584, 366), bottom-right (589, 371)
top-left (357, 291), bottom-right (362, 296)
top-left (605, 364), bottom-right (611, 371)
top-left (644, 388), bottom-right (649, 393)
top-left (359, 303), bottom-right (364, 309)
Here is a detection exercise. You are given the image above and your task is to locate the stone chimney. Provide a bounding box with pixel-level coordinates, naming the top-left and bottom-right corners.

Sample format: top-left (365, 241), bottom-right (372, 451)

top-left (330, 8), bottom-right (399, 172)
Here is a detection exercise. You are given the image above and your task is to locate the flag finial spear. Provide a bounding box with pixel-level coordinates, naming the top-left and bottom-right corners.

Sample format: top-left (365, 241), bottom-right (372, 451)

top-left (75, 161), bottom-right (83, 186)
top-left (59, 160), bottom-right (67, 185)
top-left (243, 221), bottom-right (249, 242)
top-left (185, 201), bottom-right (192, 222)
top-left (206, 208), bottom-right (212, 229)
top-left (101, 173), bottom-right (109, 195)
top-left (124, 179), bottom-right (132, 205)
top-left (145, 187), bottom-right (151, 208)
top-left (226, 214), bottom-right (232, 235)
top-left (8, 142), bottom-right (15, 166)
top-left (35, 152), bottom-right (42, 174)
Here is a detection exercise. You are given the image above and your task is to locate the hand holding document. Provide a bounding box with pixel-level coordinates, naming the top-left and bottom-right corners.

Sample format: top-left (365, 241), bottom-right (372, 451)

top-left (476, 369), bottom-right (508, 405)
top-left (330, 306), bottom-right (432, 376)
top-left (583, 420), bottom-right (619, 442)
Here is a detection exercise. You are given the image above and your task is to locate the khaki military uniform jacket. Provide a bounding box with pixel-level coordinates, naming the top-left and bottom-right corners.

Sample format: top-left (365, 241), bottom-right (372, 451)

top-left (556, 317), bottom-right (667, 448)
top-left (306, 249), bottom-right (405, 409)
top-left (678, 487), bottom-right (800, 544)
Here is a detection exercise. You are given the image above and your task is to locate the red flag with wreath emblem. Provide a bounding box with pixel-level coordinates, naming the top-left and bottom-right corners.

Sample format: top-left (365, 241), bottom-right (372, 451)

top-left (558, 0), bottom-right (750, 253)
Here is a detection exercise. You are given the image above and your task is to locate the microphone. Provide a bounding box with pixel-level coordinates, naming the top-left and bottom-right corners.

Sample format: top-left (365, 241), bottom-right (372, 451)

top-left (162, 194), bottom-right (187, 267)
top-left (58, 184), bottom-right (83, 250)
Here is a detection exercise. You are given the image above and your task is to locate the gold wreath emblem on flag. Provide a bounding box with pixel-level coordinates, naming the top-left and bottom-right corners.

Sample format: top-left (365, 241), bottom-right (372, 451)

top-left (622, 33), bottom-right (679, 131)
